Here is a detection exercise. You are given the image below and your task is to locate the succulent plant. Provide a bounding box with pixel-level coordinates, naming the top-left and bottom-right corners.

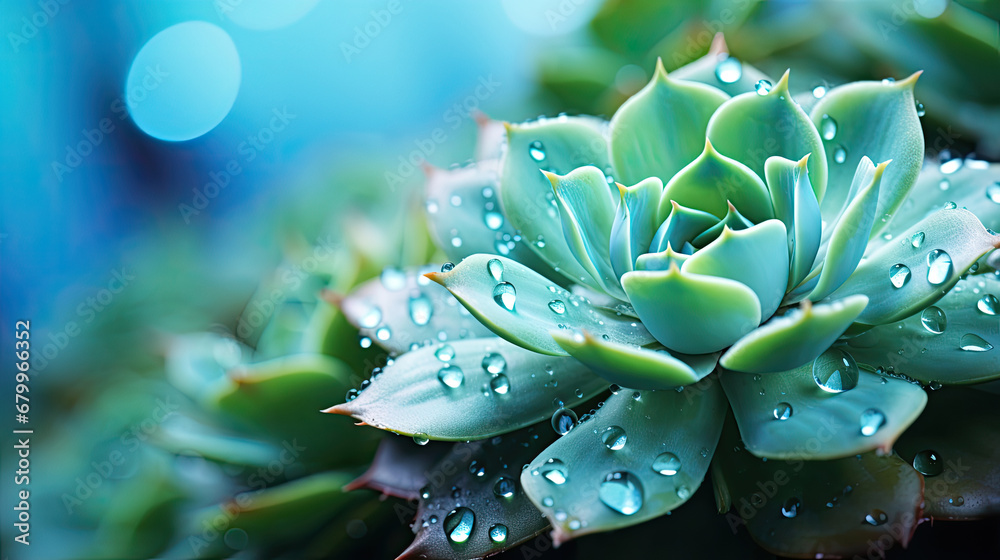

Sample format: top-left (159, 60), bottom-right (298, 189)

top-left (331, 44), bottom-right (1000, 559)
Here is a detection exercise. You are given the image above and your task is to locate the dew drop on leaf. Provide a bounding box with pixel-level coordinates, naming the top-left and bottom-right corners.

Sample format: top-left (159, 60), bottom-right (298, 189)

top-left (812, 348), bottom-right (859, 393)
top-left (978, 294), bottom-right (998, 315)
top-left (489, 374), bottom-right (510, 395)
top-left (444, 507), bottom-right (475, 543)
top-left (493, 476), bottom-right (516, 499)
top-left (920, 306), bottom-right (947, 334)
top-left (482, 352), bottom-right (507, 375)
top-left (773, 402), bottom-right (793, 420)
top-left (864, 509), bottom-right (888, 526)
top-left (408, 294), bottom-right (433, 326)
top-left (859, 408), bottom-right (886, 436)
top-left (551, 407), bottom-right (578, 435)
top-left (548, 299), bottom-right (566, 314)
top-left (820, 114), bottom-right (837, 140)
top-left (652, 452), bottom-right (681, 476)
top-left (754, 79), bottom-right (772, 95)
top-left (781, 497), bottom-right (801, 518)
top-left (833, 145), bottom-right (847, 164)
top-left (912, 450), bottom-right (943, 476)
top-left (413, 433), bottom-right (430, 446)
top-left (910, 231), bottom-right (925, 248)
top-left (492, 282), bottom-right (516, 311)
top-left (489, 523), bottom-right (508, 544)
top-left (539, 458), bottom-right (568, 485)
top-left (926, 249), bottom-right (953, 285)
top-left (714, 57), bottom-right (742, 84)
top-left (959, 333), bottom-right (993, 352)
top-left (889, 263), bottom-right (911, 288)
top-left (358, 306), bottom-right (382, 328)
top-left (601, 426), bottom-right (627, 451)
top-left (437, 365), bottom-right (464, 388)
top-left (987, 182), bottom-right (1000, 204)
top-left (528, 141), bottom-right (546, 162)
top-left (599, 471), bottom-right (643, 515)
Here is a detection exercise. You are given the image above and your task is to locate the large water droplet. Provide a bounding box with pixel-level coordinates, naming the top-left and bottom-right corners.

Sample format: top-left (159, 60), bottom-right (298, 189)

top-left (859, 408), bottom-right (886, 436)
top-left (375, 326), bottom-right (392, 341)
top-left (487, 258), bottom-right (504, 281)
top-left (489, 524), bottom-right (508, 544)
top-left (864, 509), bottom-right (888, 526)
top-left (548, 300), bottom-right (566, 315)
top-left (833, 145), bottom-right (847, 164)
top-left (482, 352), bottom-right (507, 375)
top-left (437, 365), bottom-right (465, 388)
top-left (652, 452), bottom-right (681, 476)
top-left (920, 306), bottom-right (947, 334)
top-left (889, 263), bottom-right (911, 288)
top-left (755, 79), bottom-right (772, 95)
top-left (602, 426), bottom-right (627, 451)
top-left (358, 306), bottom-right (382, 328)
top-left (528, 141), bottom-right (546, 162)
top-left (781, 497), bottom-right (801, 518)
top-left (539, 458), bottom-right (568, 485)
top-left (940, 157), bottom-right (962, 175)
top-left (820, 114), bottom-right (837, 140)
top-left (912, 450), bottom-right (943, 476)
top-left (408, 294), bottom-right (433, 326)
top-left (773, 402), bottom-right (793, 421)
top-left (812, 85), bottom-right (827, 98)
top-left (444, 507), bottom-right (475, 543)
top-left (468, 460), bottom-right (486, 478)
top-left (493, 476), bottom-right (516, 499)
top-left (492, 282), bottom-right (516, 311)
top-left (715, 57), bottom-right (742, 83)
top-left (551, 407), bottom-right (578, 435)
top-left (910, 231), bottom-right (925, 248)
top-left (484, 210), bottom-right (504, 231)
top-left (599, 471), bottom-right (644, 515)
top-left (413, 433), bottom-right (429, 446)
top-left (977, 294), bottom-right (998, 315)
top-left (987, 182), bottom-right (1000, 204)
top-left (926, 249), bottom-right (953, 285)
top-left (489, 374), bottom-right (510, 395)
top-left (960, 333), bottom-right (994, 352)
top-left (435, 344), bottom-right (455, 362)
top-left (812, 348), bottom-right (859, 393)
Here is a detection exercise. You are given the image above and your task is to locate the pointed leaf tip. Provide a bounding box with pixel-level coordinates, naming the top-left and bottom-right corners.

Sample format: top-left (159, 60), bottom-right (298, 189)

top-left (322, 404), bottom-right (349, 415)
top-left (709, 32), bottom-right (728, 55)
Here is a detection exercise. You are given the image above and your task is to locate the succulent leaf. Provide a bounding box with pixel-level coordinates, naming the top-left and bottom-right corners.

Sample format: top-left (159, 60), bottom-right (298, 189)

top-left (810, 74), bottom-right (924, 234)
top-left (707, 70), bottom-right (828, 203)
top-left (670, 34), bottom-right (775, 97)
top-left (327, 338), bottom-right (607, 440)
top-left (649, 200), bottom-right (720, 253)
top-left (610, 177), bottom-right (663, 278)
top-left (719, 360), bottom-right (927, 459)
top-left (720, 296), bottom-right (869, 374)
top-left (428, 254), bottom-right (654, 356)
top-left (520, 378), bottom-right (726, 544)
top-left (764, 155), bottom-right (822, 287)
top-left (609, 58), bottom-right (729, 186)
top-left (345, 437), bottom-right (452, 500)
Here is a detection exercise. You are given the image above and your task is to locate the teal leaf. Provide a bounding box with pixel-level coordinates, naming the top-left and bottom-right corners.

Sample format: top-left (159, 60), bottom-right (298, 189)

top-left (428, 254), bottom-right (654, 356)
top-left (810, 160), bottom-right (889, 300)
top-left (707, 70), bottom-right (827, 203)
top-left (635, 244), bottom-right (691, 271)
top-left (165, 332), bottom-right (249, 404)
top-left (610, 177), bottom-right (663, 278)
top-left (609, 58), bottom-right (729, 186)
top-left (500, 116), bottom-right (612, 291)
top-left (683, 220), bottom-right (789, 319)
top-left (544, 166), bottom-right (625, 299)
top-left (345, 436), bottom-right (452, 500)
top-left (671, 34), bottom-right (774, 97)
top-left (829, 208), bottom-right (1000, 325)
top-left (719, 359), bottom-right (927, 459)
top-left (690, 200), bottom-right (754, 248)
top-left (712, 416), bottom-right (924, 558)
top-left (327, 338), bottom-right (607, 440)
top-left (895, 388), bottom-right (1000, 519)
top-left (720, 296), bottom-right (869, 374)
top-left (846, 273), bottom-right (1000, 385)
top-left (649, 200), bottom-right (719, 254)
top-left (551, 330), bottom-right (716, 389)
top-left (764, 155), bottom-right (821, 287)
top-left (473, 113), bottom-right (507, 162)
top-left (622, 266), bottom-right (761, 354)
top-left (339, 265), bottom-right (493, 355)
top-left (810, 73), bottom-right (924, 233)
top-left (520, 378), bottom-right (726, 544)
top-left (658, 139), bottom-right (774, 224)
top-left (398, 426), bottom-right (554, 559)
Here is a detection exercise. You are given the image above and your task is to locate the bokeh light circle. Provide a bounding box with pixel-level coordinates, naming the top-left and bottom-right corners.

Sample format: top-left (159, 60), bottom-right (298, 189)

top-left (221, 0), bottom-right (320, 30)
top-left (126, 21), bottom-right (241, 142)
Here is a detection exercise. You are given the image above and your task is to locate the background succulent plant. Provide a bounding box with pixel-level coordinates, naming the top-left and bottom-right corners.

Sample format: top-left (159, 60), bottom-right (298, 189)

top-left (333, 44), bottom-right (1000, 559)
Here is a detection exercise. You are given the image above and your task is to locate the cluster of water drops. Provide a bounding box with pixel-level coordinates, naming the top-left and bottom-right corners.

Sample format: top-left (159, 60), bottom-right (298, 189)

top-left (432, 340), bottom-right (513, 398)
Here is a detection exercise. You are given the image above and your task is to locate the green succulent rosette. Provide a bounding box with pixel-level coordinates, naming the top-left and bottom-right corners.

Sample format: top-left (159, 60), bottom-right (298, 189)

top-left (333, 48), bottom-right (1000, 559)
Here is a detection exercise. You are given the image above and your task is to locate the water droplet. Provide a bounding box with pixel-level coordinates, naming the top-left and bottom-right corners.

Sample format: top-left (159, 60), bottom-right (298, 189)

top-left (755, 79), bottom-right (772, 95)
top-left (426, 200), bottom-right (439, 213)
top-left (490, 374), bottom-right (510, 395)
top-left (548, 300), bottom-right (566, 314)
top-left (437, 365), bottom-right (464, 388)
top-left (602, 426), bottom-right (627, 451)
top-left (441, 262), bottom-right (455, 272)
top-left (812, 348), bottom-right (859, 393)
top-left (926, 249), bottom-right (953, 285)
top-left (493, 476), bottom-right (516, 499)
top-left (599, 471), bottom-right (644, 515)
top-left (528, 141), bottom-right (546, 162)
top-left (987, 182), bottom-right (1000, 204)
top-left (859, 408), bottom-right (886, 436)
top-left (652, 452), bottom-right (681, 476)
top-left (977, 294), bottom-right (998, 315)
top-left (910, 231), bottom-right (925, 248)
top-left (820, 114), bottom-right (837, 140)
top-left (864, 509), bottom-right (888, 526)
top-left (359, 336), bottom-right (372, 349)
top-left (781, 497), bottom-right (801, 518)
top-left (943, 201), bottom-right (957, 210)
top-left (358, 306), bottom-right (382, 329)
top-left (484, 210), bottom-right (504, 231)
top-left (380, 268), bottom-right (407, 291)
top-left (487, 258), bottom-right (504, 281)
top-left (551, 407), bottom-right (578, 435)
top-left (482, 352), bottom-right (507, 375)
top-left (469, 460), bottom-right (486, 477)
top-left (444, 507), bottom-right (475, 544)
top-left (812, 85), bottom-right (827, 98)
top-left (345, 388), bottom-right (359, 401)
top-left (915, 100), bottom-right (925, 117)
top-left (489, 524), bottom-right (508, 544)
top-left (939, 179), bottom-right (950, 191)
top-left (492, 282), bottom-right (516, 311)
top-left (435, 344), bottom-right (455, 362)
top-left (676, 485), bottom-right (691, 500)
top-left (420, 485), bottom-right (431, 499)
top-left (773, 402), bottom-right (793, 421)
top-left (715, 57), bottom-right (742, 83)
top-left (940, 157), bottom-right (962, 175)
top-left (408, 294), bottom-right (433, 326)
top-left (375, 326), bottom-right (392, 341)
top-left (540, 458), bottom-right (568, 485)
top-left (833, 145), bottom-right (847, 164)
top-left (960, 333), bottom-right (993, 352)
top-left (912, 449), bottom-right (943, 476)
top-left (920, 306), bottom-right (947, 334)
top-left (889, 264), bottom-right (911, 288)
top-left (413, 433), bottom-right (429, 446)
top-left (949, 496), bottom-right (965, 506)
